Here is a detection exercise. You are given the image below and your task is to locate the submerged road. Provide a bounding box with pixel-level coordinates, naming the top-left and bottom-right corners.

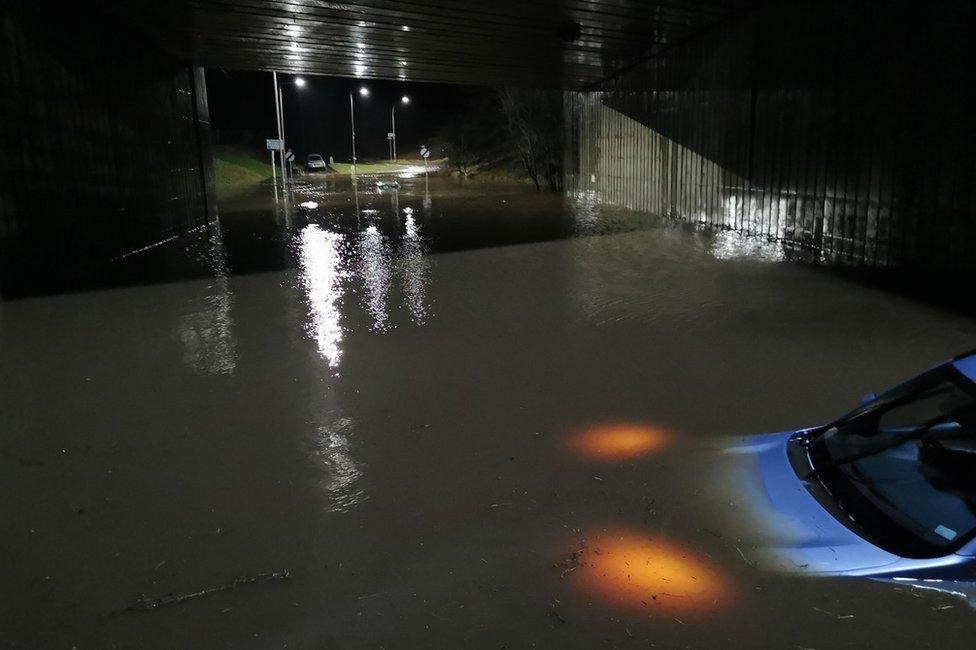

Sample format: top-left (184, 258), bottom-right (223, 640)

top-left (3, 176), bottom-right (976, 648)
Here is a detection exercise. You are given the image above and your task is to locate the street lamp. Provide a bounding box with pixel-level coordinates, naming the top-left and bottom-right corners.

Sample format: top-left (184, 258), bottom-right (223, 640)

top-left (391, 95), bottom-right (410, 162)
top-left (350, 86), bottom-right (370, 173)
top-left (272, 74), bottom-right (306, 189)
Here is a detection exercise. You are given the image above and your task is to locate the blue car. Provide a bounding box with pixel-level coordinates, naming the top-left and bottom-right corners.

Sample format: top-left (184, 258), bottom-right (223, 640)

top-left (734, 351), bottom-right (976, 603)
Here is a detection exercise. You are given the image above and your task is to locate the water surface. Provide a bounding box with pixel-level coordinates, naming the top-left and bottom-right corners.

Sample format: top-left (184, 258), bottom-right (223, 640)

top-left (2, 175), bottom-right (975, 648)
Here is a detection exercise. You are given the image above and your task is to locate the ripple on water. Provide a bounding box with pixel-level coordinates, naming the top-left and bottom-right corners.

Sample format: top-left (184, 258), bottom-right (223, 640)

top-left (310, 417), bottom-right (367, 513)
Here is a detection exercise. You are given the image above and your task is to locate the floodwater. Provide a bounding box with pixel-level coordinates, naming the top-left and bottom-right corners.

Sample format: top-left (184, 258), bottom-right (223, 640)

top-left (3, 174), bottom-right (976, 648)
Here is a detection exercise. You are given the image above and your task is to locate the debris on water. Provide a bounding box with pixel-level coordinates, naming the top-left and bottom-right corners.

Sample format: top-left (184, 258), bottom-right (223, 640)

top-left (549, 605), bottom-right (567, 624)
top-left (812, 606), bottom-right (854, 620)
top-left (643, 500), bottom-right (657, 522)
top-left (732, 545), bottom-right (757, 568)
top-left (557, 545), bottom-right (587, 577)
top-left (120, 569), bottom-right (289, 612)
top-left (356, 591), bottom-right (388, 600)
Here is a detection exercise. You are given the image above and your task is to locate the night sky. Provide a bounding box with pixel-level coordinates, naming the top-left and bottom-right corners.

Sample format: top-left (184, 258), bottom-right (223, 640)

top-left (206, 69), bottom-right (469, 162)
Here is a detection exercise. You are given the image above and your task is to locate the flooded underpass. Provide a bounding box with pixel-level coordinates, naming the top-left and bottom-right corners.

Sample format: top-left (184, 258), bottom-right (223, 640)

top-left (3, 175), bottom-right (976, 648)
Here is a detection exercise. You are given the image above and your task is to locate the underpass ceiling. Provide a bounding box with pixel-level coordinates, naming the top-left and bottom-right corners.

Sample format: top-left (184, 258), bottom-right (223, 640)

top-left (90, 0), bottom-right (756, 88)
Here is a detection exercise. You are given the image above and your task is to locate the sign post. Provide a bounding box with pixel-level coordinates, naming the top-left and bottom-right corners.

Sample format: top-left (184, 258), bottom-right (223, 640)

top-left (271, 73), bottom-right (286, 191)
top-left (266, 139), bottom-right (283, 188)
top-left (420, 144), bottom-right (430, 179)
top-left (285, 149), bottom-right (295, 179)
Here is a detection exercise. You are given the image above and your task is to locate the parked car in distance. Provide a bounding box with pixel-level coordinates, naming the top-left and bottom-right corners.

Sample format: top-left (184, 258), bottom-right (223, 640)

top-left (735, 350), bottom-right (976, 604)
top-left (306, 154), bottom-right (327, 172)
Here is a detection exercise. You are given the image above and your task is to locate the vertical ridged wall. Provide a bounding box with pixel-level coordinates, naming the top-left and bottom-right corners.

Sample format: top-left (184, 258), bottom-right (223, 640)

top-left (567, 1), bottom-right (976, 273)
top-left (0, 1), bottom-right (214, 298)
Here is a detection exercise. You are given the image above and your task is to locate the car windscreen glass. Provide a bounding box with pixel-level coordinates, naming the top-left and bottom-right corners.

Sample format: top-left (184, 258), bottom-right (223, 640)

top-left (808, 366), bottom-right (976, 557)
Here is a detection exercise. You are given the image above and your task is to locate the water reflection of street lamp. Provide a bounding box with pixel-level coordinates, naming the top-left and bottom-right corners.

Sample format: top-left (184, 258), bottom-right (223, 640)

top-left (391, 95), bottom-right (410, 162)
top-left (350, 85), bottom-right (370, 174)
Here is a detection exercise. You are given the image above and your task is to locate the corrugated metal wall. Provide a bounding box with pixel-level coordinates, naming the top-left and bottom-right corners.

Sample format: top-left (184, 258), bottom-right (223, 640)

top-left (0, 1), bottom-right (214, 298)
top-left (567, 1), bottom-right (976, 273)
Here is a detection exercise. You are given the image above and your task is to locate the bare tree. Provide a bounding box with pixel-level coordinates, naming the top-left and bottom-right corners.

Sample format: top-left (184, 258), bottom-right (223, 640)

top-left (498, 89), bottom-right (564, 191)
top-left (438, 120), bottom-right (478, 176)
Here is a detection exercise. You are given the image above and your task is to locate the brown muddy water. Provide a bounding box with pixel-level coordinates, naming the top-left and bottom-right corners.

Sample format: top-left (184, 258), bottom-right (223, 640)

top-left (2, 175), bottom-right (976, 648)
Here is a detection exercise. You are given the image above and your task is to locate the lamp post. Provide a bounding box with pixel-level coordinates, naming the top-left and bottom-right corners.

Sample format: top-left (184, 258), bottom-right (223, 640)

top-left (392, 95), bottom-right (410, 162)
top-left (349, 86), bottom-right (370, 174)
top-left (272, 74), bottom-right (306, 189)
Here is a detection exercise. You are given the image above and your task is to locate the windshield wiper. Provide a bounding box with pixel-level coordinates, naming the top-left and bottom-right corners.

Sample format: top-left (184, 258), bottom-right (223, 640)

top-left (809, 415), bottom-right (952, 479)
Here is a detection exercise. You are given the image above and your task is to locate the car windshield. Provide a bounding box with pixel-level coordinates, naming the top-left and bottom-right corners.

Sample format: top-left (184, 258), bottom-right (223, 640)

top-left (808, 365), bottom-right (976, 557)
top-left (309, 155), bottom-right (322, 161)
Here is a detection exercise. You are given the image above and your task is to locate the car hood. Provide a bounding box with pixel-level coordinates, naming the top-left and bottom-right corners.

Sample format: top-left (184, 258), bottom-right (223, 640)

top-left (727, 431), bottom-right (901, 575)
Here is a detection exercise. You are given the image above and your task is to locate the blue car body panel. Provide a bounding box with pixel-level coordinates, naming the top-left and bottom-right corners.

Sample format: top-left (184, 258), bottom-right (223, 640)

top-left (735, 432), bottom-right (900, 573)
top-left (953, 354), bottom-right (976, 383)
top-left (735, 352), bottom-right (976, 603)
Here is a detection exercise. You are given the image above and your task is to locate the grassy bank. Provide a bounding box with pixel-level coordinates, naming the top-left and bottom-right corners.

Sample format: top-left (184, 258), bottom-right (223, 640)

top-left (214, 146), bottom-right (273, 197)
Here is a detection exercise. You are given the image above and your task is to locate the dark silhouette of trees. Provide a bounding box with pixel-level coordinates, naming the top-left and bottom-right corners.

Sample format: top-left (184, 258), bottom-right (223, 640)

top-left (498, 88), bottom-right (564, 191)
top-left (434, 88), bottom-right (563, 191)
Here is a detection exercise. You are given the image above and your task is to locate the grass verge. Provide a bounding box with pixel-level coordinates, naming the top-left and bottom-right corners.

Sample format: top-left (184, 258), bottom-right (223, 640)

top-left (214, 146), bottom-right (274, 197)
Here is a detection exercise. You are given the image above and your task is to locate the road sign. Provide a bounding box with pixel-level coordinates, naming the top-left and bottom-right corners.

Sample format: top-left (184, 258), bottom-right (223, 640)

top-left (266, 138), bottom-right (283, 151)
top-left (387, 132), bottom-right (395, 140)
top-left (285, 149), bottom-right (295, 163)
top-left (420, 145), bottom-right (430, 159)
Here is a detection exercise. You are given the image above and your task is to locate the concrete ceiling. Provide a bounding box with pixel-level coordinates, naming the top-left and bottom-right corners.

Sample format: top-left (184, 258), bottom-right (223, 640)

top-left (91, 0), bottom-right (756, 88)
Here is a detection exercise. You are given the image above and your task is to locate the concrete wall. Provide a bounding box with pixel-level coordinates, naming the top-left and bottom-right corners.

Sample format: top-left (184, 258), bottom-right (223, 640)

top-left (567, 1), bottom-right (976, 274)
top-left (0, 1), bottom-right (214, 298)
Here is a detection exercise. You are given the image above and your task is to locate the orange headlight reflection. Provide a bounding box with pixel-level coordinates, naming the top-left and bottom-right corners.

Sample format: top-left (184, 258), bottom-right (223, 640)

top-left (568, 423), bottom-right (670, 461)
top-left (568, 530), bottom-right (730, 614)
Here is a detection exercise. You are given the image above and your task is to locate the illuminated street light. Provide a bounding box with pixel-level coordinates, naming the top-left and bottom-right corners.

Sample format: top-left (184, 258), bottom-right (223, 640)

top-left (295, 77), bottom-right (306, 87)
top-left (350, 86), bottom-right (370, 173)
top-left (391, 96), bottom-right (410, 161)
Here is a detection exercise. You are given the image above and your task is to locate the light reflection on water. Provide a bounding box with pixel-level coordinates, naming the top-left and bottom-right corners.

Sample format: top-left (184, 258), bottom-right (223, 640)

top-left (399, 214), bottom-right (430, 324)
top-left (710, 229), bottom-right (785, 262)
top-left (297, 224), bottom-right (349, 370)
top-left (568, 422), bottom-right (671, 461)
top-left (567, 529), bottom-right (731, 615)
top-left (309, 416), bottom-right (366, 513)
top-left (570, 189), bottom-right (603, 235)
top-left (11, 175), bottom-right (976, 647)
top-left (238, 178), bottom-right (805, 374)
top-left (176, 220), bottom-right (238, 375)
top-left (290, 186), bottom-right (436, 367)
top-left (713, 195), bottom-right (785, 261)
top-left (358, 225), bottom-right (393, 331)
